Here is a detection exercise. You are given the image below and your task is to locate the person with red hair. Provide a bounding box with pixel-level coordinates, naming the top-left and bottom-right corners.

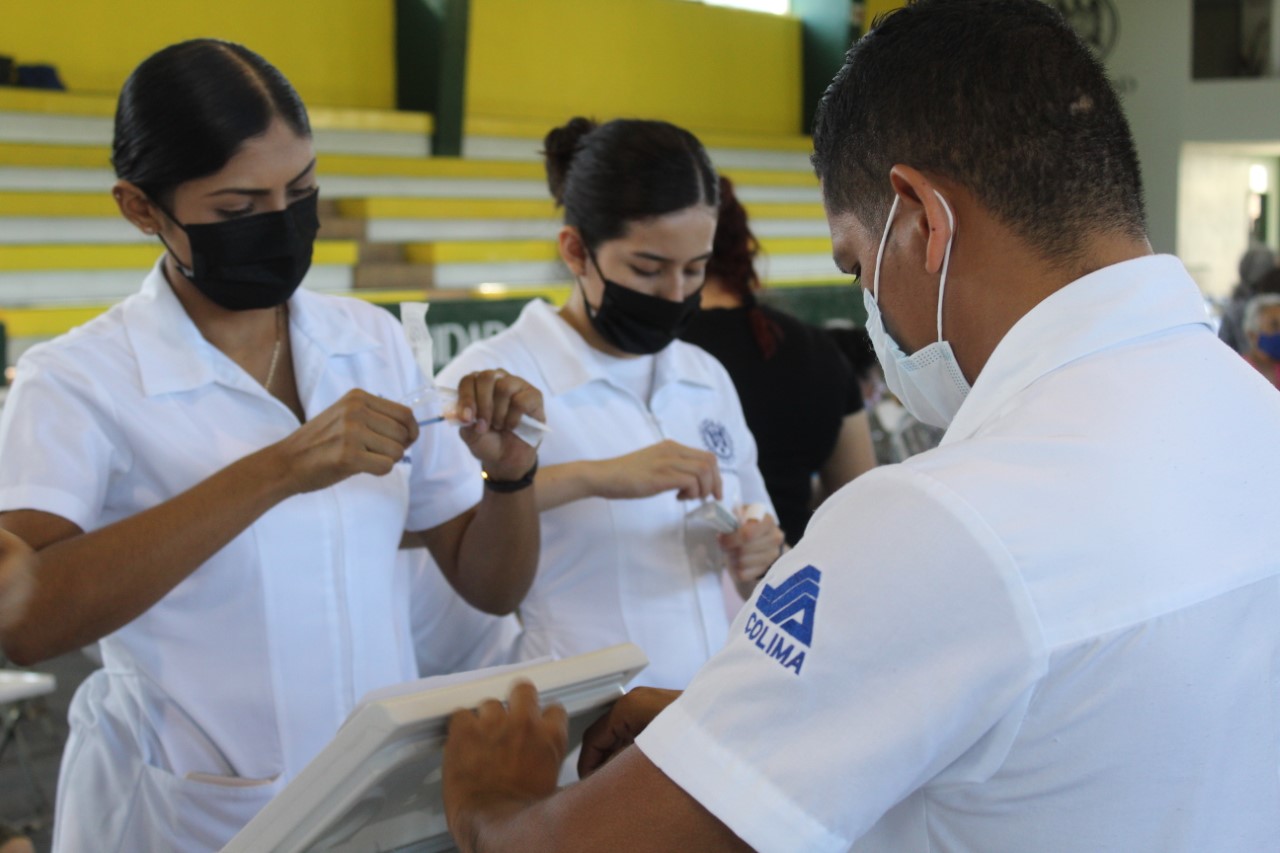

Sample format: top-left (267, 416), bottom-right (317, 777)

top-left (680, 176), bottom-right (876, 544)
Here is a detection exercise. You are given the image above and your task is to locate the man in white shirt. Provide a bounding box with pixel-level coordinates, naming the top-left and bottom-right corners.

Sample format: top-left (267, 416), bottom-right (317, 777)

top-left (440, 1), bottom-right (1280, 850)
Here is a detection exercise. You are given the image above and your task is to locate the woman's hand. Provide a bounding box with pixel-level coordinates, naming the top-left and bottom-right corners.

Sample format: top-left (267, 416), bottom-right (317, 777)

top-left (270, 389), bottom-right (418, 495)
top-left (718, 514), bottom-right (786, 597)
top-left (595, 440), bottom-right (723, 501)
top-left (0, 529), bottom-right (33, 632)
top-left (453, 370), bottom-right (544, 481)
top-left (532, 440), bottom-right (722, 512)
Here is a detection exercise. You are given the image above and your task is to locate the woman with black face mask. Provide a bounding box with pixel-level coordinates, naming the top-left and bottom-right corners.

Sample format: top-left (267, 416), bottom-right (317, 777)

top-left (0, 40), bottom-right (542, 851)
top-left (436, 118), bottom-right (785, 693)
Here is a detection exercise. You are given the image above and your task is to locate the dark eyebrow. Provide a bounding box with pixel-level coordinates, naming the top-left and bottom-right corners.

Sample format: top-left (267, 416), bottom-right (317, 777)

top-left (631, 250), bottom-right (714, 264)
top-left (204, 158), bottom-right (318, 198)
top-left (289, 158), bottom-right (319, 185)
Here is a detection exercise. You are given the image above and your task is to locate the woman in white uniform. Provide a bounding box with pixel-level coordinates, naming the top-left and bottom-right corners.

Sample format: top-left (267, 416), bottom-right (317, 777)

top-left (437, 118), bottom-right (785, 690)
top-left (0, 40), bottom-right (542, 852)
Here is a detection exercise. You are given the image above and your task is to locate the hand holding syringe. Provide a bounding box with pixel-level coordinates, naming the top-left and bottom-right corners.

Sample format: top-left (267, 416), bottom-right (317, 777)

top-left (398, 302), bottom-right (549, 449)
top-left (403, 385), bottom-right (549, 448)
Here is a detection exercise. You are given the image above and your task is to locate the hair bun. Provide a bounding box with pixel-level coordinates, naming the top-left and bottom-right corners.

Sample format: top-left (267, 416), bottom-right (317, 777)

top-left (542, 116), bottom-right (597, 205)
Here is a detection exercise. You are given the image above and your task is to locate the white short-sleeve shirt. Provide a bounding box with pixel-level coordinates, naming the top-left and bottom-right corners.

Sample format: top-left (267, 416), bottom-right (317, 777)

top-left (0, 260), bottom-right (483, 850)
top-left (637, 255), bottom-right (1280, 852)
top-left (437, 299), bottom-right (774, 689)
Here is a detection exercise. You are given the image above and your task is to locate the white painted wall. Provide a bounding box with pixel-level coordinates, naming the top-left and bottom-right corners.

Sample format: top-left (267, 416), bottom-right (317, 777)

top-left (1106, 0), bottom-right (1280, 293)
top-left (1177, 146), bottom-right (1276, 294)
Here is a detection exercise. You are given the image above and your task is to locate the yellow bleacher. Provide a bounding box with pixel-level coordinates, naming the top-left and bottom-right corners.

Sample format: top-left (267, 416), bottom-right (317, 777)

top-left (0, 91), bottom-right (841, 363)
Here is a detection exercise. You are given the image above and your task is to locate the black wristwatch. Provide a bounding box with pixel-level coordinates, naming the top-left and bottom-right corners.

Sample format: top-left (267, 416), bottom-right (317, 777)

top-left (482, 458), bottom-right (538, 493)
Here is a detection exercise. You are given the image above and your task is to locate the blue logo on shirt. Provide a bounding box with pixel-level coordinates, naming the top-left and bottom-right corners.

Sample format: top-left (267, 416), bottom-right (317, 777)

top-left (744, 565), bottom-right (820, 676)
top-left (699, 419), bottom-right (734, 461)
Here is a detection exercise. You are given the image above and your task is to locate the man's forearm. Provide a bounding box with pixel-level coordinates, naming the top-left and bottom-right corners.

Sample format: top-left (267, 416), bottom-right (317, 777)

top-left (452, 795), bottom-right (557, 853)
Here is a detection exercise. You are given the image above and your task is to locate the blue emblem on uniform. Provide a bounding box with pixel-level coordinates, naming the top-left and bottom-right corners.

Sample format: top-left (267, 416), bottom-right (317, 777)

top-left (757, 566), bottom-right (821, 646)
top-left (699, 419), bottom-right (734, 461)
top-left (743, 565), bottom-right (820, 676)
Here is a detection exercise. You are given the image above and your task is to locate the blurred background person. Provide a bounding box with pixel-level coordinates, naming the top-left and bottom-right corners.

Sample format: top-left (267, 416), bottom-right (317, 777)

top-left (0, 823), bottom-right (34, 853)
top-left (681, 176), bottom-right (875, 544)
top-left (1243, 292), bottom-right (1280, 390)
top-left (1218, 242), bottom-right (1276, 353)
top-left (825, 323), bottom-right (943, 464)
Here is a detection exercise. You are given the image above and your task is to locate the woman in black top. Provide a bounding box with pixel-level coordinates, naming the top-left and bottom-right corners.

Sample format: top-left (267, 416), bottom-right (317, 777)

top-left (680, 176), bottom-right (876, 544)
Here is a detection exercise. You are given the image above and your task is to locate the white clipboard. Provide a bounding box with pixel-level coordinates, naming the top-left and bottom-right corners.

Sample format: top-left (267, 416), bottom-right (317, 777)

top-left (225, 643), bottom-right (648, 852)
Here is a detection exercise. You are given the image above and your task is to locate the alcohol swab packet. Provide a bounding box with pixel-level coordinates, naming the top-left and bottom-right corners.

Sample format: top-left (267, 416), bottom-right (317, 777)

top-left (399, 302), bottom-right (549, 448)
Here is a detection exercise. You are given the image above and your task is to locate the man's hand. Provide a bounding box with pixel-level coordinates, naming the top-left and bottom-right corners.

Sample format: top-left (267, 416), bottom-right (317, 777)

top-left (578, 687), bottom-right (681, 778)
top-left (444, 682), bottom-right (568, 851)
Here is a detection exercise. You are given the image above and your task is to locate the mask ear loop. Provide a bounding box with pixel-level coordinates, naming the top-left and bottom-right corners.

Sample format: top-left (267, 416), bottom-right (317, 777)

top-left (147, 197), bottom-right (199, 280)
top-left (932, 189), bottom-right (956, 344)
top-left (579, 245), bottom-right (605, 319)
top-left (872, 195), bottom-right (900, 303)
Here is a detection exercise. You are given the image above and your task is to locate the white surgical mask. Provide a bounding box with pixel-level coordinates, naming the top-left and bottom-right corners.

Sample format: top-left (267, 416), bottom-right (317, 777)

top-left (863, 191), bottom-right (971, 429)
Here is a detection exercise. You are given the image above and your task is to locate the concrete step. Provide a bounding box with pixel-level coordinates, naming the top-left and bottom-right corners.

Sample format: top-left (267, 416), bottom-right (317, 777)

top-left (460, 116), bottom-right (815, 172)
top-left (353, 262), bottom-right (434, 291)
top-left (0, 89), bottom-right (434, 157)
top-left (0, 241), bottom-right (357, 271)
top-left (358, 242), bottom-right (407, 264)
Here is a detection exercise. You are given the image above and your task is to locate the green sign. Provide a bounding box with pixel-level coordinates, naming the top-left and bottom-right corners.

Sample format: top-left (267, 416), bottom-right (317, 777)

top-left (375, 283), bottom-right (863, 373)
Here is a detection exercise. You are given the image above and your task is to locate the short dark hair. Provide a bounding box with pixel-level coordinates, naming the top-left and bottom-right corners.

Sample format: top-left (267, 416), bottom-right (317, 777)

top-left (812, 0), bottom-right (1146, 263)
top-left (542, 117), bottom-right (719, 250)
top-left (112, 39), bottom-right (310, 204)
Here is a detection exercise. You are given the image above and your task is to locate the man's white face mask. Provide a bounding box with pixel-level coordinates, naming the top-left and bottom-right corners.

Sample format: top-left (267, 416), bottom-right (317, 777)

top-left (862, 190), bottom-right (971, 429)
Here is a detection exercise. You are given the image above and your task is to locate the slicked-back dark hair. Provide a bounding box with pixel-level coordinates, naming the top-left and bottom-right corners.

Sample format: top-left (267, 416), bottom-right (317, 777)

top-left (542, 117), bottom-right (719, 250)
top-left (112, 39), bottom-right (310, 204)
top-left (811, 0), bottom-right (1146, 263)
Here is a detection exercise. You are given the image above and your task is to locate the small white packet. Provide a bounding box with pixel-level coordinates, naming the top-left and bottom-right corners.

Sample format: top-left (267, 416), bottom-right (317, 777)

top-left (399, 302), bottom-right (436, 383)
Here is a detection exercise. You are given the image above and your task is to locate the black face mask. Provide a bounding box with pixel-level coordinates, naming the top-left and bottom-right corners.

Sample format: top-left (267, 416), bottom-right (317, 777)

top-left (157, 191), bottom-right (320, 311)
top-left (584, 254), bottom-right (703, 355)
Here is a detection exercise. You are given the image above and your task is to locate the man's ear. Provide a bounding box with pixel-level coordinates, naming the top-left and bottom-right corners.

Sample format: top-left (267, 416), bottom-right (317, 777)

top-left (887, 165), bottom-right (954, 276)
top-left (112, 180), bottom-right (163, 237)
top-left (556, 226), bottom-right (589, 279)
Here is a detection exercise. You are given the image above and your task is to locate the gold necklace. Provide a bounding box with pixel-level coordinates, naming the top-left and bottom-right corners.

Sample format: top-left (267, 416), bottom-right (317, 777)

top-left (263, 305), bottom-right (285, 392)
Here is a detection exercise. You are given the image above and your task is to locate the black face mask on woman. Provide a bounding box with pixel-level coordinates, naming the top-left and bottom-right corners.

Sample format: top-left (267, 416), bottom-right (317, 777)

top-left (156, 191), bottom-right (320, 311)
top-left (584, 253), bottom-right (703, 355)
